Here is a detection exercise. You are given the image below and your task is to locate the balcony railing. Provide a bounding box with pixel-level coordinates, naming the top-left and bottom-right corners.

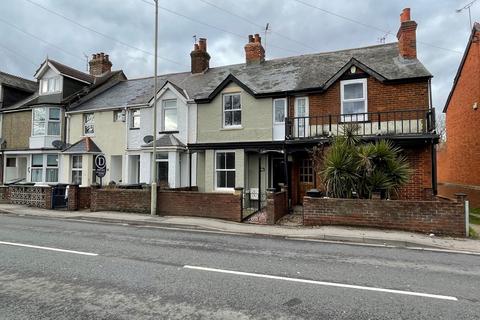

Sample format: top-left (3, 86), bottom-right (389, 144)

top-left (285, 108), bottom-right (436, 140)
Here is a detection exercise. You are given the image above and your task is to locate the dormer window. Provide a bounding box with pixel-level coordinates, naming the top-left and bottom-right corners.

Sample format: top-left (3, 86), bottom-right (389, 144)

top-left (40, 77), bottom-right (61, 95)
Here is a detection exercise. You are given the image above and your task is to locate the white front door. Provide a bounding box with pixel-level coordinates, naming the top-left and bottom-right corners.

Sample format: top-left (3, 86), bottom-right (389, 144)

top-left (295, 97), bottom-right (309, 137)
top-left (273, 98), bottom-right (287, 140)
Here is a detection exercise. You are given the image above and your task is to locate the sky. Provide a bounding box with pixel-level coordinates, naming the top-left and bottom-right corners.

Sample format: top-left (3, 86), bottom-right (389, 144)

top-left (0, 0), bottom-right (478, 113)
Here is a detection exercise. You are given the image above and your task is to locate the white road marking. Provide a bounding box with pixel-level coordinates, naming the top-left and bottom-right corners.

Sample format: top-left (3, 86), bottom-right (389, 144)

top-left (0, 241), bottom-right (98, 256)
top-left (184, 265), bottom-right (458, 301)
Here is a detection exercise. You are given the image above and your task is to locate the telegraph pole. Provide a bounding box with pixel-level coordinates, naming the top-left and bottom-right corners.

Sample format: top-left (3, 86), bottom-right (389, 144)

top-left (151, 0), bottom-right (158, 215)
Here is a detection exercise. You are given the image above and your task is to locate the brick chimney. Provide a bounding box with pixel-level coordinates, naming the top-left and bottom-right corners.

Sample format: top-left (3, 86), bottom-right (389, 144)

top-left (397, 8), bottom-right (417, 59)
top-left (244, 34), bottom-right (265, 64)
top-left (190, 38), bottom-right (210, 74)
top-left (89, 52), bottom-right (112, 76)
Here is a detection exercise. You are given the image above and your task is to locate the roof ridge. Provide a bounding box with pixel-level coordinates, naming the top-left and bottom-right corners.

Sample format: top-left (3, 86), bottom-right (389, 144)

top-left (48, 58), bottom-right (92, 78)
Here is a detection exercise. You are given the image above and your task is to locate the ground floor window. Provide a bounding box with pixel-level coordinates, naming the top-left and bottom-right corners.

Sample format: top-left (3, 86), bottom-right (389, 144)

top-left (30, 154), bottom-right (58, 183)
top-left (72, 155), bottom-right (82, 185)
top-left (215, 151), bottom-right (235, 190)
top-left (156, 153), bottom-right (169, 184)
top-left (6, 158), bottom-right (16, 167)
top-left (300, 159), bottom-right (313, 183)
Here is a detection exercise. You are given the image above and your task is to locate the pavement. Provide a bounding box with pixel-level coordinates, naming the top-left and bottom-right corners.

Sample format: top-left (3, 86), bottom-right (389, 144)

top-left (0, 203), bottom-right (478, 254)
top-left (1, 214), bottom-right (479, 319)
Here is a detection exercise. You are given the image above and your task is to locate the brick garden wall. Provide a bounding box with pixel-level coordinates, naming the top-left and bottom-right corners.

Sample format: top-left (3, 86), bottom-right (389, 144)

top-left (0, 186), bottom-right (10, 203)
top-left (438, 183), bottom-right (480, 208)
top-left (87, 187), bottom-right (242, 222)
top-left (266, 190), bottom-right (288, 224)
top-left (303, 196), bottom-right (466, 237)
top-left (157, 190), bottom-right (242, 222)
top-left (8, 185), bottom-right (52, 209)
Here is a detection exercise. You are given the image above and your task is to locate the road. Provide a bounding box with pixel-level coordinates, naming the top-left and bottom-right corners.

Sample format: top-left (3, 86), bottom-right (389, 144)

top-left (0, 214), bottom-right (479, 319)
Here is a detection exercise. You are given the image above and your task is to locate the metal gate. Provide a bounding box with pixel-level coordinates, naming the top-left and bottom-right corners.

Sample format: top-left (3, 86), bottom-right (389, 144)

top-left (51, 184), bottom-right (68, 209)
top-left (242, 188), bottom-right (267, 219)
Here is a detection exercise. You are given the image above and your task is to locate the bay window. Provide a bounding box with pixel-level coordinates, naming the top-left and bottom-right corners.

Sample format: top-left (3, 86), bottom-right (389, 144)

top-left (32, 107), bottom-right (61, 136)
top-left (46, 155), bottom-right (59, 182)
top-left (340, 78), bottom-right (368, 122)
top-left (31, 154), bottom-right (43, 182)
top-left (156, 153), bottom-right (169, 183)
top-left (163, 99), bottom-right (177, 131)
top-left (223, 93), bottom-right (241, 127)
top-left (71, 155), bottom-right (82, 185)
top-left (215, 151), bottom-right (235, 190)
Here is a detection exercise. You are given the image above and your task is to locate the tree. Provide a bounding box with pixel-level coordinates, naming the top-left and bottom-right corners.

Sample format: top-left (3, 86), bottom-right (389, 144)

top-left (318, 126), bottom-right (410, 199)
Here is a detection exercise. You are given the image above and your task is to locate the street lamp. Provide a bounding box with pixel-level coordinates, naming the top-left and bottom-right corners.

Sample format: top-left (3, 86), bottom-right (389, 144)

top-left (151, 0), bottom-right (158, 215)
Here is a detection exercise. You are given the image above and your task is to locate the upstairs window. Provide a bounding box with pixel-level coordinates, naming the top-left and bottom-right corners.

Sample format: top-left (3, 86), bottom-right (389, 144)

top-left (163, 99), bottom-right (177, 131)
top-left (32, 107), bottom-right (61, 136)
top-left (130, 109), bottom-right (140, 129)
top-left (113, 110), bottom-right (124, 122)
top-left (83, 113), bottom-right (94, 135)
top-left (223, 93), bottom-right (241, 128)
top-left (40, 77), bottom-right (61, 95)
top-left (341, 79), bottom-right (368, 122)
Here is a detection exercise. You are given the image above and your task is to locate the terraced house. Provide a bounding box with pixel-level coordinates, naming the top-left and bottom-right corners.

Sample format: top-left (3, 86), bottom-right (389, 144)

top-left (0, 54), bottom-right (124, 186)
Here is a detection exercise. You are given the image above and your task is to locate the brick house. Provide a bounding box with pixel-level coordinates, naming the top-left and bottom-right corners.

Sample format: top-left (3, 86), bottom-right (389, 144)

top-left (437, 23), bottom-right (480, 206)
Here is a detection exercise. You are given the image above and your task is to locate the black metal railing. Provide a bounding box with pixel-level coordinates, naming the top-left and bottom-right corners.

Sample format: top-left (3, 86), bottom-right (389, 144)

top-left (242, 188), bottom-right (267, 219)
top-left (285, 108), bottom-right (436, 140)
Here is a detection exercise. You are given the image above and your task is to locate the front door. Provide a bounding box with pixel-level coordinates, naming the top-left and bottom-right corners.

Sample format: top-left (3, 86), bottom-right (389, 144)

top-left (297, 158), bottom-right (314, 204)
top-left (271, 157), bottom-right (285, 191)
top-left (273, 98), bottom-right (287, 140)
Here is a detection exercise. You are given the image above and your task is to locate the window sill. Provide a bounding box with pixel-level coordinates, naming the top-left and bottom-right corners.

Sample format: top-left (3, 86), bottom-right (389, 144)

top-left (129, 127), bottom-right (140, 130)
top-left (214, 188), bottom-right (235, 193)
top-left (221, 126), bottom-right (243, 131)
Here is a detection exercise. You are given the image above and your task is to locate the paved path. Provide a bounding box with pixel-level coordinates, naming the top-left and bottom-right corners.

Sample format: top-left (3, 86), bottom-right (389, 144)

top-left (1, 214), bottom-right (479, 319)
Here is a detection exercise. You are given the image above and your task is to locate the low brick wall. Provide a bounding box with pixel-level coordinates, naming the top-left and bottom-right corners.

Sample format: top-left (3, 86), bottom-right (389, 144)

top-left (266, 190), bottom-right (288, 224)
top-left (8, 185), bottom-right (52, 209)
top-left (67, 185), bottom-right (92, 211)
top-left (157, 190), bottom-right (242, 222)
top-left (303, 196), bottom-right (467, 237)
top-left (91, 188), bottom-right (150, 213)
top-left (87, 187), bottom-right (242, 222)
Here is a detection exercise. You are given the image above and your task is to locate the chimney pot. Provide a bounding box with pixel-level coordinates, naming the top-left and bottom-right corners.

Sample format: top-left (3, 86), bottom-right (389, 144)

top-left (89, 52), bottom-right (112, 76)
top-left (397, 8), bottom-right (417, 59)
top-left (190, 38), bottom-right (210, 73)
top-left (245, 34), bottom-right (265, 64)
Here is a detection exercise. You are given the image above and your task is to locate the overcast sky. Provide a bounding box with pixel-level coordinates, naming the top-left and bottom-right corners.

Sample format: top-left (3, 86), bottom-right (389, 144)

top-left (0, 0), bottom-right (477, 111)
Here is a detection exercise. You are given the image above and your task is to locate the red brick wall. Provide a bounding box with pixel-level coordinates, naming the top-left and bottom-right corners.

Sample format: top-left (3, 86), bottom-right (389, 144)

top-left (303, 196), bottom-right (466, 237)
top-left (88, 188), bottom-right (242, 222)
top-left (438, 183), bottom-right (480, 208)
top-left (307, 76), bottom-right (429, 118)
top-left (157, 190), bottom-right (242, 222)
top-left (0, 186), bottom-right (10, 203)
top-left (91, 189), bottom-right (151, 214)
top-left (396, 145), bottom-right (433, 200)
top-left (438, 31), bottom-right (480, 187)
top-left (266, 190), bottom-right (288, 224)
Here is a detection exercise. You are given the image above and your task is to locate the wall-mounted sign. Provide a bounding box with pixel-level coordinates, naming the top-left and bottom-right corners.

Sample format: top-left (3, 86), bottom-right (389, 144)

top-left (95, 154), bottom-right (106, 178)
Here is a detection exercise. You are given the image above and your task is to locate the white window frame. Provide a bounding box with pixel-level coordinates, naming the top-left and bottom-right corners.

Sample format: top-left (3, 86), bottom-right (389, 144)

top-left (214, 150), bottom-right (236, 191)
top-left (340, 78), bottom-right (368, 122)
top-left (162, 99), bottom-right (177, 131)
top-left (30, 154), bottom-right (44, 183)
top-left (130, 109), bottom-right (140, 129)
top-left (45, 154), bottom-right (59, 183)
top-left (83, 113), bottom-right (95, 136)
top-left (113, 110), bottom-right (124, 122)
top-left (39, 77), bottom-right (62, 95)
top-left (223, 93), bottom-right (242, 128)
top-left (273, 98), bottom-right (287, 124)
top-left (294, 97), bottom-right (309, 138)
top-left (32, 107), bottom-right (61, 137)
top-left (30, 154), bottom-right (59, 183)
top-left (71, 155), bottom-right (83, 185)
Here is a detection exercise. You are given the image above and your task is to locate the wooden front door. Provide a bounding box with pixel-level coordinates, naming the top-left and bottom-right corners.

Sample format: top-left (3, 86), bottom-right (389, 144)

top-left (297, 158), bottom-right (314, 204)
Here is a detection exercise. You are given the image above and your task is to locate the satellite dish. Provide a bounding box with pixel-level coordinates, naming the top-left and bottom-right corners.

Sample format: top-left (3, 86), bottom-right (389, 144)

top-left (143, 135), bottom-right (154, 144)
top-left (52, 140), bottom-right (66, 150)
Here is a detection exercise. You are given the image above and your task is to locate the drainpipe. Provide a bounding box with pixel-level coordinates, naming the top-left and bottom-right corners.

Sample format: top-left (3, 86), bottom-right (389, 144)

top-left (428, 79), bottom-right (437, 196)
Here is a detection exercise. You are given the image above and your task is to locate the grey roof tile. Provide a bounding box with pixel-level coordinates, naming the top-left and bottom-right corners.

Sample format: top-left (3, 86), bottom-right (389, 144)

top-left (142, 133), bottom-right (186, 148)
top-left (0, 71), bottom-right (37, 92)
top-left (70, 42), bottom-right (431, 112)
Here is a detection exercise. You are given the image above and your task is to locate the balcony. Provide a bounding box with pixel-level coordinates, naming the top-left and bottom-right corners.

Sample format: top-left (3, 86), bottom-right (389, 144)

top-left (285, 108), bottom-right (436, 140)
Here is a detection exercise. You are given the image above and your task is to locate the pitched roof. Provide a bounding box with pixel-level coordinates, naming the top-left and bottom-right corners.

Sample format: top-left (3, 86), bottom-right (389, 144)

top-left (443, 22), bottom-right (480, 113)
top-left (141, 133), bottom-right (186, 148)
top-left (36, 59), bottom-right (94, 84)
top-left (62, 137), bottom-right (102, 154)
top-left (70, 41), bottom-right (431, 112)
top-left (0, 71), bottom-right (37, 92)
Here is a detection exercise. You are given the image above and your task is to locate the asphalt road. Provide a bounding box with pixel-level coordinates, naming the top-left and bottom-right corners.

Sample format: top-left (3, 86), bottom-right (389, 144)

top-left (0, 214), bottom-right (479, 320)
